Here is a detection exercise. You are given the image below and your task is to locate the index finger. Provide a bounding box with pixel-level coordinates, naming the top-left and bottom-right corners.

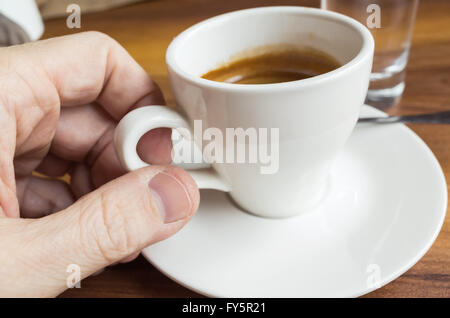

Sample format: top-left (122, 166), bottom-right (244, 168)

top-left (36, 31), bottom-right (164, 120)
top-left (0, 32), bottom-right (171, 218)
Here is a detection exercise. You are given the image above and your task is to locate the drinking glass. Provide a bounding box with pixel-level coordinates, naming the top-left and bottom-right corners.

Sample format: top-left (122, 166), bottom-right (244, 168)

top-left (322, 0), bottom-right (419, 108)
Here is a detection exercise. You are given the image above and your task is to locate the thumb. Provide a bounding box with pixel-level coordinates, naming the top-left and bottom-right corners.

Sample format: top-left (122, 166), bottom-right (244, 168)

top-left (11, 166), bottom-right (199, 297)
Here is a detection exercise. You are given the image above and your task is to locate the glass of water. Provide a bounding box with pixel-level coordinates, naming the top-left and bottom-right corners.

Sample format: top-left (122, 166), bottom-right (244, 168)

top-left (322, 0), bottom-right (419, 108)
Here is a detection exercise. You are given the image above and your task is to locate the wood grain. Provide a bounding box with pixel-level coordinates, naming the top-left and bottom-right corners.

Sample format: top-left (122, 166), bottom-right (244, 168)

top-left (40, 0), bottom-right (450, 297)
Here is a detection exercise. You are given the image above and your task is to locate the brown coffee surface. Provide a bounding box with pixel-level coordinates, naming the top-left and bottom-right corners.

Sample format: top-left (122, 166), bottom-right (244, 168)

top-left (202, 48), bottom-right (341, 84)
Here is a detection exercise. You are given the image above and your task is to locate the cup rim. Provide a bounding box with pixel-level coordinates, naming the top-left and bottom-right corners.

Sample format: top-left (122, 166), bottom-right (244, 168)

top-left (166, 6), bottom-right (374, 92)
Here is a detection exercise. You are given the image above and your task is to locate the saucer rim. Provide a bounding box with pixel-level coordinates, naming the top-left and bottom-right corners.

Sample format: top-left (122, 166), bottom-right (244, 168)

top-left (142, 105), bottom-right (448, 298)
top-left (346, 106), bottom-right (448, 298)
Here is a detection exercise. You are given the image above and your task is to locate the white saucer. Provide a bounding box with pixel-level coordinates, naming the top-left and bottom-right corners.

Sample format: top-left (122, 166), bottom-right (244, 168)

top-left (142, 105), bottom-right (447, 297)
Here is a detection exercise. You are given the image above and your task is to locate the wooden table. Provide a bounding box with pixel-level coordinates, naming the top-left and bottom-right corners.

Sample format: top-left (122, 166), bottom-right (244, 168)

top-left (42, 0), bottom-right (450, 297)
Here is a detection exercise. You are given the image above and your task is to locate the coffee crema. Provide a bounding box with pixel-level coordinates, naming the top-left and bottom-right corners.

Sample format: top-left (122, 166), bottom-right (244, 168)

top-left (202, 47), bottom-right (341, 84)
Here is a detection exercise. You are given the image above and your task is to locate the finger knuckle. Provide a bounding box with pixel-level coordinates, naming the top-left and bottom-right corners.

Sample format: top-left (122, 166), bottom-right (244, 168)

top-left (82, 31), bottom-right (119, 52)
top-left (83, 31), bottom-right (113, 43)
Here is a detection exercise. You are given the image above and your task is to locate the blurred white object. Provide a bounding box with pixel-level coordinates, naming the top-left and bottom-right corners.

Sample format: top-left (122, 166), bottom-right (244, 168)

top-left (0, 0), bottom-right (44, 41)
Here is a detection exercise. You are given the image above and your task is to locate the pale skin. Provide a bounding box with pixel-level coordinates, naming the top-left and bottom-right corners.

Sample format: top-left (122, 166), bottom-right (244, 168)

top-left (0, 32), bottom-right (200, 297)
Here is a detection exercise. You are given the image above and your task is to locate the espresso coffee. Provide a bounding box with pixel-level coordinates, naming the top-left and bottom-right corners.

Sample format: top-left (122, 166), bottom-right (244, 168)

top-left (202, 47), bottom-right (341, 84)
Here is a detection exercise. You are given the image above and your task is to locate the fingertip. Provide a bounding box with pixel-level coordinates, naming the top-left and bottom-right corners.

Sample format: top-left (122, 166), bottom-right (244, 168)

top-left (137, 128), bottom-right (173, 165)
top-left (161, 166), bottom-right (200, 217)
top-left (147, 165), bottom-right (199, 224)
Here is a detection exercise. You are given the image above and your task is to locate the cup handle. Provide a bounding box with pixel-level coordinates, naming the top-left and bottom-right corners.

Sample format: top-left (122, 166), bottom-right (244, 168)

top-left (114, 106), bottom-right (230, 192)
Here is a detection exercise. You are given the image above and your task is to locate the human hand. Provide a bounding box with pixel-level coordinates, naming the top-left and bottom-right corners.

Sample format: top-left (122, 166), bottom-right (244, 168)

top-left (0, 32), bottom-right (199, 297)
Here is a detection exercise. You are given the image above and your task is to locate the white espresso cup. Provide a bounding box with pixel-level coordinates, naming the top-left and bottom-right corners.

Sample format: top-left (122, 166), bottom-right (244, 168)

top-left (114, 6), bottom-right (374, 218)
